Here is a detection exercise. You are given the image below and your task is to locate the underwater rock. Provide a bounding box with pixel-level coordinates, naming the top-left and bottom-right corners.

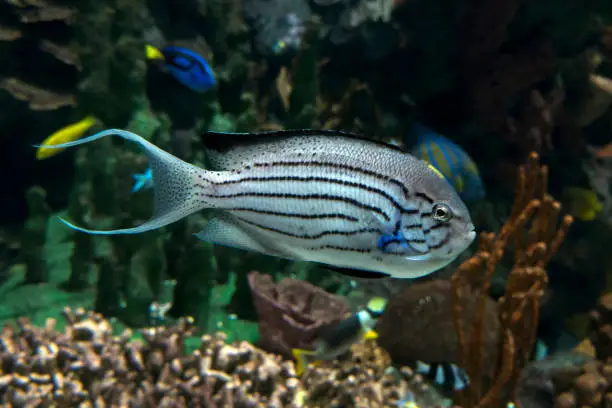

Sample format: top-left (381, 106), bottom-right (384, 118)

top-left (589, 292), bottom-right (612, 361)
top-left (248, 271), bottom-right (349, 359)
top-left (376, 279), bottom-right (500, 373)
top-left (515, 351), bottom-right (594, 408)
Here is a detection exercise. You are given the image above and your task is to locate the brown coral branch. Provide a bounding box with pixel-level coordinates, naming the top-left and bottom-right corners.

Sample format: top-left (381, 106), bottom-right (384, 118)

top-left (0, 77), bottom-right (76, 110)
top-left (19, 4), bottom-right (75, 24)
top-left (39, 40), bottom-right (81, 70)
top-left (451, 152), bottom-right (573, 407)
top-left (0, 25), bottom-right (22, 41)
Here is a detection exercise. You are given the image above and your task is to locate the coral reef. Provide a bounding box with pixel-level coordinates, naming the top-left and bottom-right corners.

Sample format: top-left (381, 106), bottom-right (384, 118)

top-left (0, 307), bottom-right (448, 407)
top-left (248, 271), bottom-right (349, 359)
top-left (515, 351), bottom-right (594, 408)
top-left (545, 293), bottom-right (612, 407)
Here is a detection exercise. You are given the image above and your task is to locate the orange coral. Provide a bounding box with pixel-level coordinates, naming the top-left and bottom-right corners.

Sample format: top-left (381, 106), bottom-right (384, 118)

top-left (452, 152), bottom-right (573, 407)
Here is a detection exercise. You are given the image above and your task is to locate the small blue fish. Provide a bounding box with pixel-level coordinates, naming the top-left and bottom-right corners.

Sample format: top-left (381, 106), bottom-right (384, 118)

top-left (146, 45), bottom-right (215, 93)
top-left (415, 361), bottom-right (469, 391)
top-left (410, 123), bottom-right (484, 202)
top-left (132, 167), bottom-right (153, 193)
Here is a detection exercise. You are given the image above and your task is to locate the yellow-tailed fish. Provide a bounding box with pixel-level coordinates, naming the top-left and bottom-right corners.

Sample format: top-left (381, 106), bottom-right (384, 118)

top-left (410, 123), bottom-right (485, 202)
top-left (35, 128), bottom-right (476, 280)
top-left (563, 187), bottom-right (603, 221)
top-left (292, 296), bottom-right (387, 376)
top-left (35, 116), bottom-right (97, 160)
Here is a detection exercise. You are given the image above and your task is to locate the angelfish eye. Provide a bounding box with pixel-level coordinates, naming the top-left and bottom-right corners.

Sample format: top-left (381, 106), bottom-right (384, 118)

top-left (432, 203), bottom-right (452, 222)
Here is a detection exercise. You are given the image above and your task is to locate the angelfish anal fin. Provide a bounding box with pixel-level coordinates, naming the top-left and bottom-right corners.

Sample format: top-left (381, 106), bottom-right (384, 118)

top-left (321, 265), bottom-right (391, 280)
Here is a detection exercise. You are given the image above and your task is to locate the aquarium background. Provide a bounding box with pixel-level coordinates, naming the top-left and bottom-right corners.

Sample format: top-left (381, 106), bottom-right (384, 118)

top-left (1, 0), bottom-right (612, 407)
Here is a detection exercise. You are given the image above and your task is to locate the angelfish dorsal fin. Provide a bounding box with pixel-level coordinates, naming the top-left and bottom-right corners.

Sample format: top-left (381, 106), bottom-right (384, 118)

top-left (199, 129), bottom-right (407, 171)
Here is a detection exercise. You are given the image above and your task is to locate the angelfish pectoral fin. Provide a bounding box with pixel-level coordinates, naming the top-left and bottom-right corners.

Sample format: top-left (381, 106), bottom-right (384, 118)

top-left (194, 215), bottom-right (269, 253)
top-left (38, 128), bottom-right (213, 236)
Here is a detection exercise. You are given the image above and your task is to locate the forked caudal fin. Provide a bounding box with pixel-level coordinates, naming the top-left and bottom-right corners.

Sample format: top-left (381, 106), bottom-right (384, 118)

top-left (35, 129), bottom-right (213, 235)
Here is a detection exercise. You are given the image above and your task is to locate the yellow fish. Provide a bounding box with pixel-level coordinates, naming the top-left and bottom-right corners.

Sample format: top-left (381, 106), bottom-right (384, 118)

top-left (145, 44), bottom-right (165, 61)
top-left (563, 187), bottom-right (603, 221)
top-left (36, 116), bottom-right (97, 160)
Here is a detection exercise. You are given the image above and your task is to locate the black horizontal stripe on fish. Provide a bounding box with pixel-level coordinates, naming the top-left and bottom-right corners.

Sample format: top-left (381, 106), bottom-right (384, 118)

top-left (251, 160), bottom-right (422, 206)
top-left (227, 208), bottom-right (359, 222)
top-left (210, 175), bottom-right (414, 214)
top-left (235, 217), bottom-right (381, 240)
top-left (195, 189), bottom-right (392, 222)
top-left (309, 245), bottom-right (372, 254)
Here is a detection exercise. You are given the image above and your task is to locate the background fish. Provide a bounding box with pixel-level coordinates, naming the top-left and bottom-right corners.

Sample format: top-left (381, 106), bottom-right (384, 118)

top-left (409, 123), bottom-right (485, 202)
top-left (563, 186), bottom-right (603, 221)
top-left (414, 361), bottom-right (469, 392)
top-left (35, 116), bottom-right (97, 160)
top-left (37, 128), bottom-right (476, 280)
top-left (292, 296), bottom-right (387, 375)
top-left (145, 44), bottom-right (215, 93)
top-left (132, 167), bottom-right (153, 193)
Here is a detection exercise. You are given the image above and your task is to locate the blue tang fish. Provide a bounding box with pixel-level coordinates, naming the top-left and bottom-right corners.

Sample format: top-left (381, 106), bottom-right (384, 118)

top-left (410, 123), bottom-right (485, 202)
top-left (35, 128), bottom-right (475, 280)
top-left (146, 45), bottom-right (215, 93)
top-left (132, 167), bottom-right (153, 193)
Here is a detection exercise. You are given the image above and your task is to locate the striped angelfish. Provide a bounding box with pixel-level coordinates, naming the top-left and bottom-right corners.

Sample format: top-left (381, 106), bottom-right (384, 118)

top-left (39, 128), bottom-right (476, 279)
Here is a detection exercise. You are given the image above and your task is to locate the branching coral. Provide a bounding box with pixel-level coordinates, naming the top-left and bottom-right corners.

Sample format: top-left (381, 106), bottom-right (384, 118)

top-left (0, 0), bottom-right (78, 111)
top-left (0, 78), bottom-right (76, 111)
top-left (451, 152), bottom-right (573, 407)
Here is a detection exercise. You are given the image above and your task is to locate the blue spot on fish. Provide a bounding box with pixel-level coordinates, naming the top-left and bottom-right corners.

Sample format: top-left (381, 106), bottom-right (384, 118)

top-left (410, 123), bottom-right (485, 202)
top-left (159, 46), bottom-right (215, 93)
top-left (132, 167), bottom-right (153, 193)
top-left (377, 221), bottom-right (410, 252)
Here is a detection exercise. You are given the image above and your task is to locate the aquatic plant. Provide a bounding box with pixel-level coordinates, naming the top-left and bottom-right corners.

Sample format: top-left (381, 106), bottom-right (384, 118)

top-left (451, 152), bottom-right (573, 407)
